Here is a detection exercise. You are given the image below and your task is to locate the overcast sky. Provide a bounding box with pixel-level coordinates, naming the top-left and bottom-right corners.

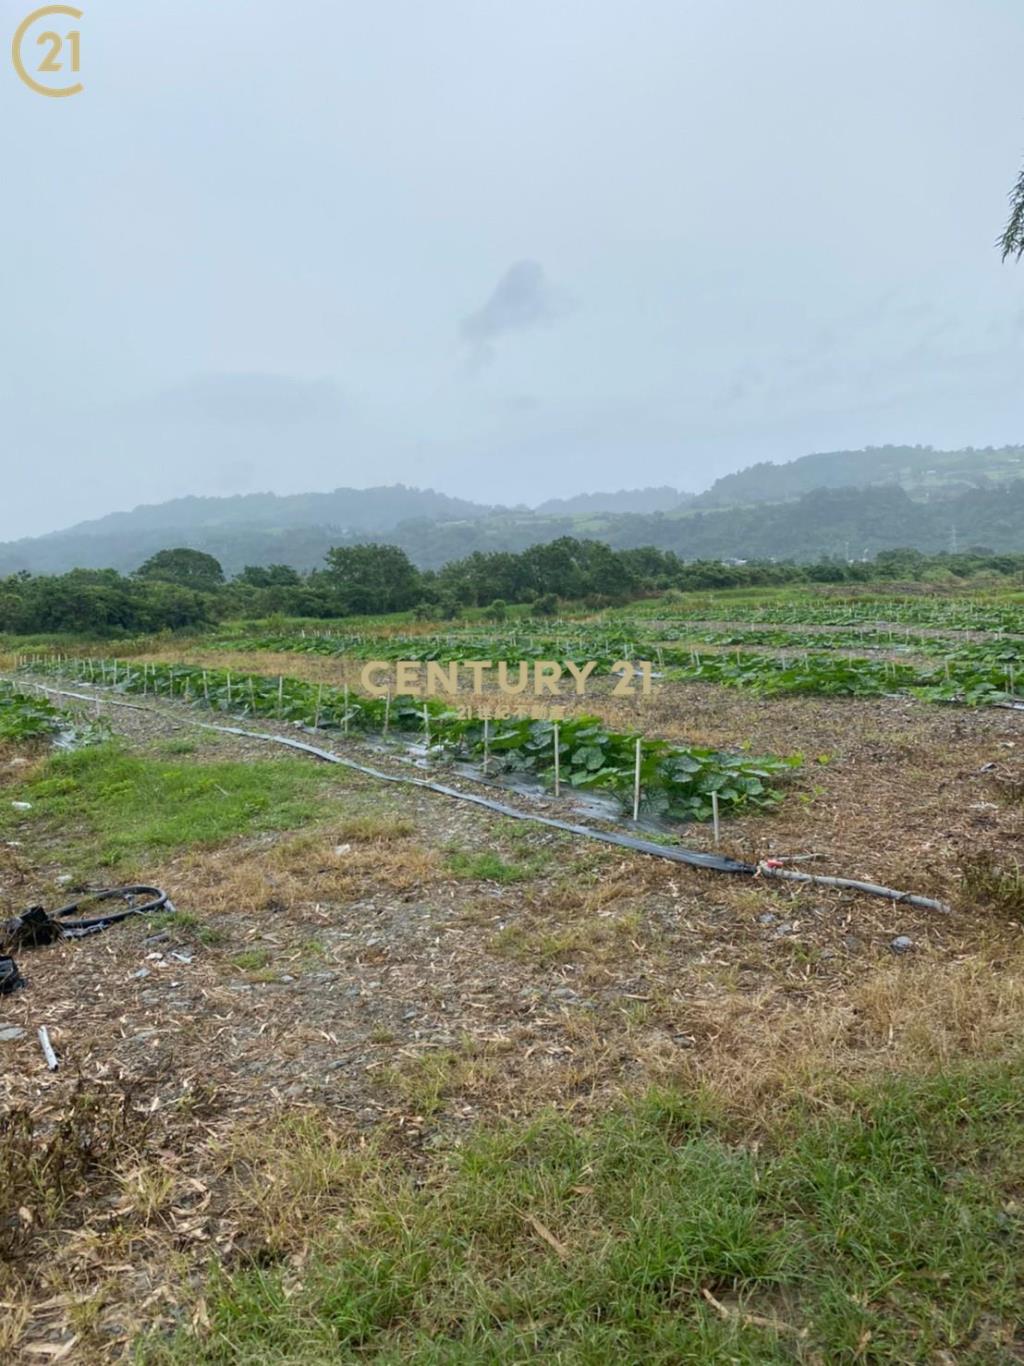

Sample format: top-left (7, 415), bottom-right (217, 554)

top-left (3, 0), bottom-right (1024, 539)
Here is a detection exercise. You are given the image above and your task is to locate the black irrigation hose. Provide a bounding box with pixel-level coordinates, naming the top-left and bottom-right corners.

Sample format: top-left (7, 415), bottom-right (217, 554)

top-left (12, 678), bottom-right (953, 912)
top-left (47, 884), bottom-right (173, 938)
top-left (1, 886), bottom-right (173, 994)
top-left (1, 886), bottom-right (172, 946)
top-left (211, 724), bottom-right (755, 874)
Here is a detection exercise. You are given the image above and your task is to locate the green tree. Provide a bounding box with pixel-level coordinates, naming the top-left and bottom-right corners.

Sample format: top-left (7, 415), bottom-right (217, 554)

top-left (235, 564), bottom-right (301, 588)
top-left (322, 543), bottom-right (421, 614)
top-left (135, 548), bottom-right (225, 591)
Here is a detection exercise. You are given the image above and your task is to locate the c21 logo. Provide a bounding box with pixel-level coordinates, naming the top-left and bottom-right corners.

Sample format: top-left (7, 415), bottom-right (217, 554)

top-left (11, 5), bottom-right (83, 98)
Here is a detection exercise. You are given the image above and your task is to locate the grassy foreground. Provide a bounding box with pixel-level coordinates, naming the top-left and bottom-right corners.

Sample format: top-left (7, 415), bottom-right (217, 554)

top-left (0, 743), bottom-right (337, 869)
top-left (2, 687), bottom-right (1023, 1361)
top-left (131, 1063), bottom-right (1024, 1364)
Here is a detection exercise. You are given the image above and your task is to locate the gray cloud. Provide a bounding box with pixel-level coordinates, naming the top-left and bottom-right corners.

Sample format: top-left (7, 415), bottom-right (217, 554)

top-left (460, 260), bottom-right (572, 364)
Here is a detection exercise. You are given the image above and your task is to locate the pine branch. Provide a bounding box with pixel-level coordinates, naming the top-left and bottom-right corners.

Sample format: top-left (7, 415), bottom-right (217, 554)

top-left (1000, 164), bottom-right (1024, 261)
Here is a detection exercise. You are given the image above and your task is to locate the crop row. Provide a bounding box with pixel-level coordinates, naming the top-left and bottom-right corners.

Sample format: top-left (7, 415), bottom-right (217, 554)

top-left (17, 659), bottom-right (799, 825)
top-left (0, 682), bottom-right (106, 747)
top-left (203, 625), bottom-right (1024, 697)
top-left (656, 626), bottom-right (1024, 667)
top-left (671, 651), bottom-right (1020, 705)
top-left (0, 683), bottom-right (66, 741)
top-left (209, 629), bottom-right (645, 667)
top-left (641, 597), bottom-right (1024, 633)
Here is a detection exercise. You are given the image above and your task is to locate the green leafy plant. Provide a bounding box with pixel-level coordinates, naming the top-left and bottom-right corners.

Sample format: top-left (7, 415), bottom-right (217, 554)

top-left (22, 659), bottom-right (799, 826)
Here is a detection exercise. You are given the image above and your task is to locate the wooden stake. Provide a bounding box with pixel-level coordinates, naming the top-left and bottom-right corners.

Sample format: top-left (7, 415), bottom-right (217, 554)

top-left (314, 683), bottom-right (323, 730)
top-left (483, 717), bottom-right (491, 774)
top-left (384, 688), bottom-right (391, 735)
top-left (553, 723), bottom-right (560, 797)
top-left (344, 683), bottom-right (350, 734)
top-left (633, 736), bottom-right (642, 820)
top-left (711, 791), bottom-right (721, 845)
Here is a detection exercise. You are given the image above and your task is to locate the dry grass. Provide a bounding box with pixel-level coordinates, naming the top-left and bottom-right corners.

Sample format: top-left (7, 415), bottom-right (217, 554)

top-left (960, 851), bottom-right (1024, 921)
top-left (155, 820), bottom-right (439, 919)
top-left (642, 944), bottom-right (1024, 1122)
top-left (4, 662), bottom-right (1024, 1357)
top-left (0, 743), bottom-right (47, 790)
top-left (4, 923), bottom-right (1024, 1357)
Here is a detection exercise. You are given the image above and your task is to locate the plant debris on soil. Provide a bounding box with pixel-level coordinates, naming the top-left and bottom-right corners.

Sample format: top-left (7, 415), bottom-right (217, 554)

top-left (1, 662), bottom-right (1023, 1360)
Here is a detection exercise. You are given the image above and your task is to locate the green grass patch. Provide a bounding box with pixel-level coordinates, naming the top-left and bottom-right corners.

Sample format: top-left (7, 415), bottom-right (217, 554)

top-left (0, 743), bottom-right (338, 869)
top-left (141, 1059), bottom-right (1024, 1363)
top-left (231, 948), bottom-right (272, 973)
top-left (961, 852), bottom-right (1024, 922)
top-left (142, 908), bottom-right (225, 948)
top-left (445, 847), bottom-right (543, 884)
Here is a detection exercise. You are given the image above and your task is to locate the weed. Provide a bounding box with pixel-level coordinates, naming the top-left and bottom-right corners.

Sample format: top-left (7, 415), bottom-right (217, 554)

top-left (1, 1083), bottom-right (149, 1260)
top-left (231, 948), bottom-right (272, 973)
top-left (143, 909), bottom-right (225, 947)
top-left (961, 853), bottom-right (1024, 920)
top-left (445, 847), bottom-right (537, 883)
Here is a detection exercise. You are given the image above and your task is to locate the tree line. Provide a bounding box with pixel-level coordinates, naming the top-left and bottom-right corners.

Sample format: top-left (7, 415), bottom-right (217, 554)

top-left (1, 541), bottom-right (1022, 638)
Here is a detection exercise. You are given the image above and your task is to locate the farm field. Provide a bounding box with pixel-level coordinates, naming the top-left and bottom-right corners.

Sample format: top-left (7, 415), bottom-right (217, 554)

top-left (2, 582), bottom-right (1024, 1361)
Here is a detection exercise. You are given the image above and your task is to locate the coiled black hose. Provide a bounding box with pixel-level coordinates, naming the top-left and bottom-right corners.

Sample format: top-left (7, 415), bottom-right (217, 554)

top-left (0, 886), bottom-right (173, 992)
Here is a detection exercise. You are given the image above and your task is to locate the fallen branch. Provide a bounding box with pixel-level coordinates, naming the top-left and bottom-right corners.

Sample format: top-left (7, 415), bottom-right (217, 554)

top-left (700, 1285), bottom-right (807, 1339)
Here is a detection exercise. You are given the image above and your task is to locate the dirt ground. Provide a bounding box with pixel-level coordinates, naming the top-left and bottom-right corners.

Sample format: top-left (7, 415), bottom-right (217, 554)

top-left (2, 671), bottom-right (1023, 1358)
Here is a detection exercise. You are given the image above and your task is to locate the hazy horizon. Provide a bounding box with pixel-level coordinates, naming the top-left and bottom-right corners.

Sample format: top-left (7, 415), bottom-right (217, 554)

top-left (5, 0), bottom-right (1024, 541)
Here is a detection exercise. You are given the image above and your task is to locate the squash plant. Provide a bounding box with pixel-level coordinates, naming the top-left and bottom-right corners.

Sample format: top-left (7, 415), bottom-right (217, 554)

top-left (22, 659), bottom-right (798, 825)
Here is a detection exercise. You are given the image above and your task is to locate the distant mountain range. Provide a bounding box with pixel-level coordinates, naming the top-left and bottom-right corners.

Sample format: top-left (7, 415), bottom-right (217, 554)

top-left (0, 484), bottom-right (691, 575)
top-left (534, 487), bottom-right (689, 517)
top-left (2, 446), bottom-right (1023, 575)
top-left (693, 444), bottom-right (1024, 509)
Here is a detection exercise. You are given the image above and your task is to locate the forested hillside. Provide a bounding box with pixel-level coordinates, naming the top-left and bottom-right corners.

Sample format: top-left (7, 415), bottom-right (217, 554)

top-left (693, 444), bottom-right (1024, 509)
top-left (3, 458), bottom-right (1024, 576)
